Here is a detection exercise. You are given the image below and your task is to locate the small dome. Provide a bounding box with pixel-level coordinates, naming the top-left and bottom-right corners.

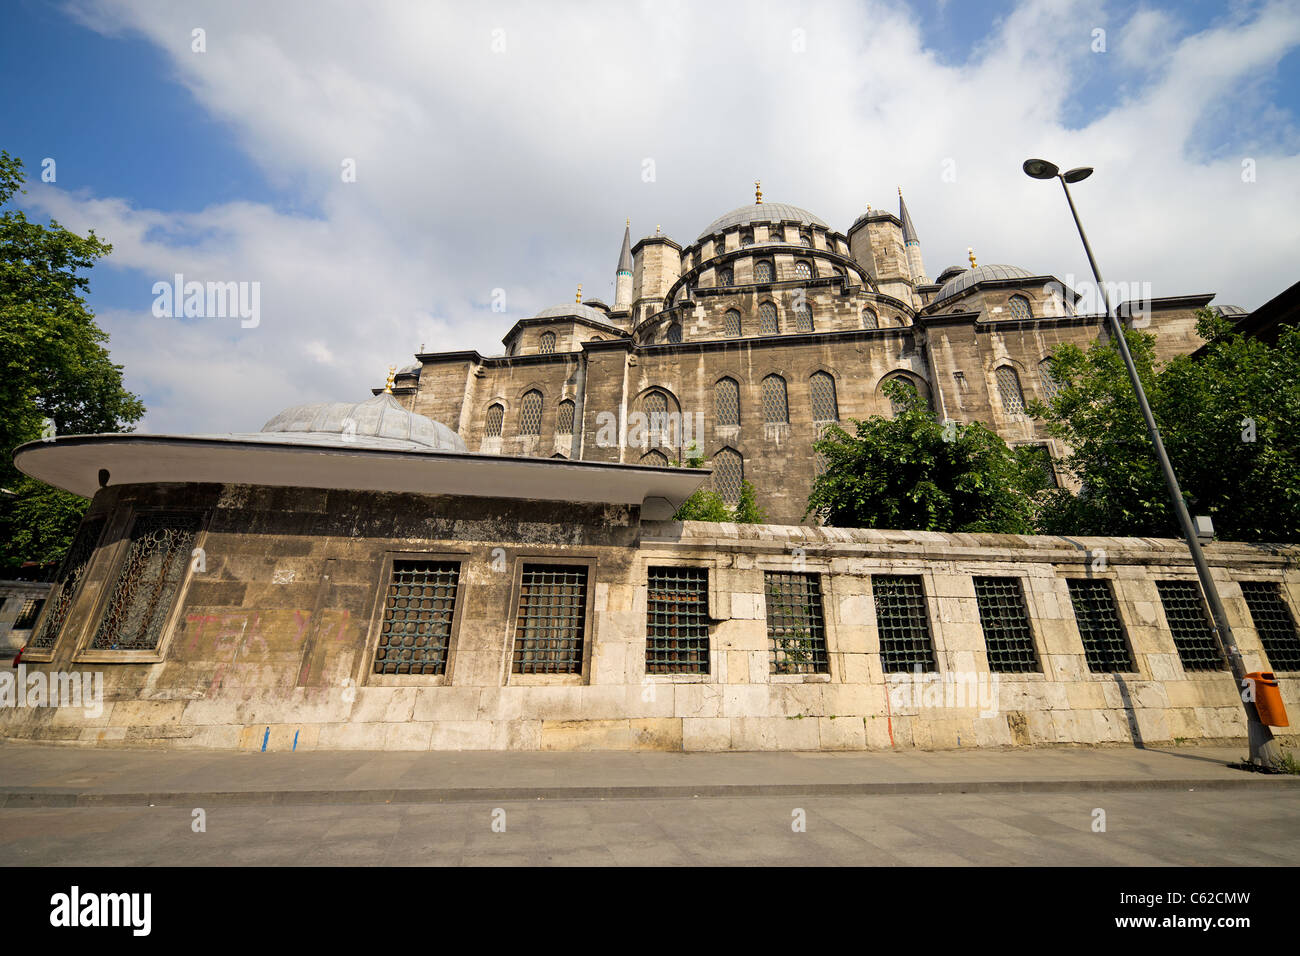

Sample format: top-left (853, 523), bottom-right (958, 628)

top-left (261, 393), bottom-right (466, 452)
top-left (933, 263), bottom-right (1036, 305)
top-left (699, 202), bottom-right (828, 240)
top-left (1214, 304), bottom-right (1248, 317)
top-left (535, 303), bottom-right (611, 324)
top-left (395, 362), bottom-right (420, 377)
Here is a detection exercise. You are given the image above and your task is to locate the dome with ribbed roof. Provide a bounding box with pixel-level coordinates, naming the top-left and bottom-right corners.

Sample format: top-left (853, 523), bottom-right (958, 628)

top-left (699, 202), bottom-right (828, 240)
top-left (933, 263), bottom-right (1036, 304)
top-left (259, 392), bottom-right (466, 452)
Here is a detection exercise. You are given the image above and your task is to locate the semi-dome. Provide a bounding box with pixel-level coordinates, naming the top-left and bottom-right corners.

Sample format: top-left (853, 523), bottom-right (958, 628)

top-left (260, 392), bottom-right (466, 452)
top-left (698, 202), bottom-right (828, 240)
top-left (535, 303), bottom-right (612, 324)
top-left (933, 263), bottom-right (1036, 304)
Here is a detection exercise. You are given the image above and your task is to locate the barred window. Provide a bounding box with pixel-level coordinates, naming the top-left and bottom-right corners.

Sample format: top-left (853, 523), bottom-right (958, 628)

top-left (373, 561), bottom-right (459, 675)
top-left (764, 572), bottom-right (829, 674)
top-left (724, 309), bottom-right (741, 337)
top-left (643, 390), bottom-right (668, 445)
top-left (759, 302), bottom-right (779, 334)
top-left (539, 331), bottom-right (556, 354)
top-left (713, 447), bottom-right (743, 505)
top-left (520, 390), bottom-right (543, 435)
top-left (1240, 581), bottom-right (1300, 671)
top-left (810, 371), bottom-right (838, 423)
top-left (794, 260), bottom-right (812, 280)
top-left (996, 365), bottom-right (1026, 414)
top-left (863, 307), bottom-right (879, 329)
top-left (714, 240), bottom-right (727, 258)
top-left (640, 449), bottom-right (669, 467)
top-left (512, 565), bottom-right (588, 674)
top-left (646, 567), bottom-right (710, 674)
top-left (715, 377), bottom-right (740, 427)
top-left (485, 403), bottom-right (504, 438)
top-left (719, 268), bottom-right (734, 287)
top-left (667, 322), bottom-right (682, 344)
top-left (1156, 580), bottom-right (1225, 671)
top-left (873, 575), bottom-right (937, 672)
top-left (90, 513), bottom-right (200, 652)
top-left (754, 260), bottom-right (774, 283)
top-left (1008, 294), bottom-right (1033, 320)
top-left (973, 577), bottom-right (1039, 672)
top-left (13, 599), bottom-right (45, 631)
top-left (800, 234), bottom-right (812, 247)
top-left (1067, 579), bottom-right (1136, 672)
top-left (1039, 358), bottom-right (1062, 403)
top-left (556, 399), bottom-right (575, 434)
top-left (29, 517), bottom-right (104, 650)
top-left (794, 303), bottom-right (813, 333)
top-left (762, 374), bottom-right (789, 424)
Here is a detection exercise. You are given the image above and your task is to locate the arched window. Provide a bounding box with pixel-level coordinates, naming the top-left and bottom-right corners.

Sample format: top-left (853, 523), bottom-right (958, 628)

top-left (794, 261), bottom-right (812, 280)
top-left (754, 260), bottom-right (774, 283)
top-left (539, 331), bottom-right (556, 354)
top-left (762, 374), bottom-right (789, 424)
top-left (884, 376), bottom-right (920, 417)
top-left (718, 267), bottom-right (733, 286)
top-left (740, 233), bottom-right (754, 248)
top-left (862, 307), bottom-right (879, 329)
top-left (714, 240), bottom-right (727, 258)
top-left (800, 234), bottom-right (812, 247)
top-left (759, 302), bottom-right (779, 335)
top-left (810, 372), bottom-right (838, 423)
top-left (715, 377), bottom-right (740, 427)
top-left (588, 336), bottom-right (603, 342)
top-left (1008, 295), bottom-right (1032, 320)
top-left (556, 399), bottom-right (575, 434)
top-left (724, 309), bottom-right (741, 337)
top-left (667, 322), bottom-right (682, 344)
top-left (996, 366), bottom-right (1026, 414)
top-left (640, 449), bottom-right (669, 467)
top-left (1039, 358), bottom-right (1062, 402)
top-left (794, 302), bottom-right (813, 333)
top-left (485, 403), bottom-right (504, 438)
top-left (519, 390), bottom-right (543, 435)
top-left (644, 390), bottom-right (669, 445)
top-left (713, 447), bottom-right (743, 505)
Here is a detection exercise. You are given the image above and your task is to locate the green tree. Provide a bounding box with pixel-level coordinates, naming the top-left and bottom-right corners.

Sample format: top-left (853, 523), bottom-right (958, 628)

top-left (0, 151), bottom-right (144, 573)
top-left (806, 379), bottom-right (1049, 532)
top-left (1031, 310), bottom-right (1300, 542)
top-left (670, 442), bottom-right (766, 523)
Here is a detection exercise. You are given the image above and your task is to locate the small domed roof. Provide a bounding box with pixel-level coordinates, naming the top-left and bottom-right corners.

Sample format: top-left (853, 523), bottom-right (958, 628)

top-left (535, 303), bottom-right (611, 324)
top-left (260, 392), bottom-right (466, 452)
top-left (1214, 304), bottom-right (1248, 317)
top-left (933, 263), bottom-right (1036, 304)
top-left (395, 362), bottom-right (421, 377)
top-left (699, 202), bottom-right (828, 240)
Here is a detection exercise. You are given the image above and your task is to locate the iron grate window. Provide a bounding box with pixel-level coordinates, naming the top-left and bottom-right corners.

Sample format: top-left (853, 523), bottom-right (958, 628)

top-left (724, 309), bottom-right (741, 336)
top-left (794, 305), bottom-right (813, 333)
top-left (810, 372), bottom-right (838, 423)
top-left (973, 577), bottom-right (1039, 672)
top-left (556, 400), bottom-right (575, 434)
top-left (646, 567), bottom-right (710, 674)
top-left (719, 268), bottom-right (734, 287)
top-left (667, 323), bottom-right (682, 344)
top-left (762, 374), bottom-right (789, 424)
top-left (1039, 358), bottom-right (1062, 403)
top-left (1067, 579), bottom-right (1136, 672)
top-left (13, 599), bottom-right (45, 631)
top-left (641, 449), bottom-right (669, 466)
top-left (29, 517), bottom-right (104, 650)
top-left (512, 565), bottom-right (588, 674)
top-left (520, 390), bottom-right (543, 435)
top-left (873, 575), bottom-right (937, 672)
top-left (1155, 580), bottom-right (1225, 671)
top-left (373, 561), bottom-right (459, 675)
top-left (764, 572), bottom-right (829, 674)
top-left (715, 377), bottom-right (740, 427)
top-left (996, 366), bottom-right (1026, 414)
top-left (1008, 294), bottom-right (1033, 320)
top-left (794, 261), bottom-right (812, 279)
top-left (539, 331), bottom-right (556, 354)
top-left (1240, 581), bottom-right (1300, 671)
top-left (91, 513), bottom-right (200, 652)
top-left (485, 403), bottom-right (504, 438)
top-left (759, 301), bottom-right (779, 334)
top-left (754, 260), bottom-right (774, 283)
top-left (712, 447), bottom-right (743, 505)
top-left (863, 308), bottom-right (879, 329)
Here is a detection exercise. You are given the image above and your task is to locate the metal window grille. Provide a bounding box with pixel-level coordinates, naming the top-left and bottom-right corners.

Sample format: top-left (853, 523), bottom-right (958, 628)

top-left (539, 331), bottom-right (556, 354)
top-left (794, 305), bottom-right (813, 332)
top-left (794, 261), bottom-right (812, 279)
top-left (762, 374), bottom-right (789, 424)
top-left (715, 377), bottom-right (740, 426)
top-left (13, 599), bottom-right (45, 630)
top-left (1240, 581), bottom-right (1300, 671)
top-left (800, 235), bottom-right (812, 247)
top-left (764, 572), bottom-right (829, 674)
top-left (996, 366), bottom-right (1025, 414)
top-left (973, 577), bottom-right (1039, 672)
top-left (485, 403), bottom-right (504, 438)
top-left (713, 447), bottom-right (743, 505)
top-left (1155, 580), bottom-right (1225, 671)
top-left (1066, 579), bottom-right (1136, 672)
top-left (667, 323), bottom-right (682, 344)
top-left (646, 567), bottom-right (710, 674)
top-left (373, 560), bottom-right (459, 675)
top-left (759, 302), bottom-right (779, 334)
top-left (1039, 359), bottom-right (1062, 403)
top-left (512, 565), bottom-right (588, 674)
top-left (873, 575), bottom-right (937, 672)
top-left (740, 235), bottom-right (753, 248)
top-left (29, 518), bottom-right (104, 650)
top-left (556, 400), bottom-right (575, 434)
top-left (1008, 295), bottom-right (1033, 320)
top-left (640, 449), bottom-right (669, 466)
top-left (754, 260), bottom-right (774, 283)
top-left (810, 372), bottom-right (838, 423)
top-left (719, 268), bottom-right (734, 287)
top-left (91, 514), bottom-right (200, 651)
top-left (724, 309), bottom-right (741, 336)
top-left (863, 308), bottom-right (879, 329)
top-left (519, 390), bottom-right (543, 435)
top-left (714, 241), bottom-right (727, 258)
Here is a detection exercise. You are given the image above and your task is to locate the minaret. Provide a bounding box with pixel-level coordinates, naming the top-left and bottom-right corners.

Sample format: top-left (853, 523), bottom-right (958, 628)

top-left (898, 187), bottom-right (929, 286)
top-left (614, 218), bottom-right (634, 310)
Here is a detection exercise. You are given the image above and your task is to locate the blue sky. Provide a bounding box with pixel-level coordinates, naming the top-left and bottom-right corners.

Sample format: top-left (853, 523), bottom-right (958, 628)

top-left (2, 0), bottom-right (1299, 434)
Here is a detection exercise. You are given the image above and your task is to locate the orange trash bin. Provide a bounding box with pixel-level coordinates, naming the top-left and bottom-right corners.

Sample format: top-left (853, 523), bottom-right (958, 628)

top-left (1246, 671), bottom-right (1290, 727)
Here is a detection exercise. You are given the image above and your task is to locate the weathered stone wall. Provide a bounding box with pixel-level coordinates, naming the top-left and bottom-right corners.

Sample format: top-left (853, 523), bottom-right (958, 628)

top-left (0, 580), bottom-right (52, 658)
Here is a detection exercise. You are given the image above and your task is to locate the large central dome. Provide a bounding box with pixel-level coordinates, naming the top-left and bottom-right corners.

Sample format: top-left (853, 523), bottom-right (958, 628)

top-left (698, 202), bottom-right (828, 240)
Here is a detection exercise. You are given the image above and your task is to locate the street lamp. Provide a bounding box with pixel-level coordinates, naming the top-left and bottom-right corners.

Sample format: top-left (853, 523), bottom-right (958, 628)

top-left (1023, 157), bottom-right (1282, 769)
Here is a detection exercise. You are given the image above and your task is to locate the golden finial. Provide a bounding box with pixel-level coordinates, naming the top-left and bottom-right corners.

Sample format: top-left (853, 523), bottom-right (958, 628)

top-left (576, 283), bottom-right (582, 304)
top-left (626, 217), bottom-right (630, 227)
top-left (754, 180), bottom-right (763, 204)
top-left (866, 203), bottom-right (872, 212)
top-left (384, 365), bottom-right (396, 394)
top-left (655, 224), bottom-right (661, 235)
top-left (968, 246), bottom-right (977, 268)
top-left (897, 185), bottom-right (902, 196)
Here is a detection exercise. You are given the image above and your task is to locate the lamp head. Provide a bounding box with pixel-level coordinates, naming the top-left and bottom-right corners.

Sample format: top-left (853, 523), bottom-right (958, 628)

top-left (1022, 158), bottom-right (1059, 180)
top-left (1063, 166), bottom-right (1094, 183)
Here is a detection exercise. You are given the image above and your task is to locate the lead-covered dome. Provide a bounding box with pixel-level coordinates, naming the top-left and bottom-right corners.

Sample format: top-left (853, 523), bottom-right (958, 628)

top-left (933, 263), bottom-right (1036, 305)
top-left (535, 303), bottom-right (611, 324)
top-left (699, 202), bottom-right (828, 240)
top-left (260, 392), bottom-right (466, 452)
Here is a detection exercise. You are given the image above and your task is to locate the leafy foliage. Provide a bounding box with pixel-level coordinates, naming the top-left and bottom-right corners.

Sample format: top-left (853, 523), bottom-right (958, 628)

top-left (671, 442), bottom-right (766, 523)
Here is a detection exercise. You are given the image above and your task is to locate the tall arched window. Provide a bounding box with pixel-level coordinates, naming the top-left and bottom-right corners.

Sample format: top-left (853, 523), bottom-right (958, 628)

top-left (715, 377), bottom-right (740, 427)
top-left (762, 374), bottom-right (789, 424)
top-left (1008, 294), bottom-right (1032, 320)
top-left (640, 449), bottom-right (669, 467)
top-left (485, 403), bottom-right (504, 438)
top-left (713, 447), bottom-right (743, 505)
top-left (556, 399), bottom-right (575, 434)
top-left (759, 302), bottom-right (779, 335)
top-left (810, 372), bottom-right (838, 423)
top-left (794, 261), bottom-right (812, 280)
top-left (718, 267), bottom-right (733, 286)
top-left (519, 390), bottom-right (543, 435)
top-left (667, 322), bottom-right (682, 344)
top-left (539, 331), bottom-right (556, 354)
top-left (884, 376), bottom-right (919, 417)
top-left (863, 307), bottom-right (879, 329)
top-left (644, 390), bottom-right (668, 445)
top-left (794, 302), bottom-right (813, 333)
top-left (754, 260), bottom-right (774, 283)
top-left (724, 309), bottom-right (741, 337)
top-left (996, 366), bottom-right (1026, 414)
top-left (1039, 358), bottom-right (1062, 402)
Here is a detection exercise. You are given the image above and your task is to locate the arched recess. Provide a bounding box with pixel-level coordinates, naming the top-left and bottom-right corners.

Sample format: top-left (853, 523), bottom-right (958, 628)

top-left (877, 371), bottom-right (930, 416)
top-left (762, 374), bottom-right (789, 424)
top-left (995, 364), bottom-right (1026, 414)
top-left (715, 376), bottom-right (740, 427)
top-left (519, 389), bottom-right (544, 435)
top-left (485, 402), bottom-right (505, 438)
top-left (712, 447), bottom-right (744, 506)
top-left (809, 371), bottom-right (839, 424)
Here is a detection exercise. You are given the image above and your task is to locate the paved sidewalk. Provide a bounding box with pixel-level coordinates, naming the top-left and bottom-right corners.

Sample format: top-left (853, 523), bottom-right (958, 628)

top-left (1, 741), bottom-right (1295, 807)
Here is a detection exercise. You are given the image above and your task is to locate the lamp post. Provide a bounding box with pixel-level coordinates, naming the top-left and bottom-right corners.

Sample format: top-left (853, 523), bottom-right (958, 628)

top-left (1023, 158), bottom-right (1281, 769)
